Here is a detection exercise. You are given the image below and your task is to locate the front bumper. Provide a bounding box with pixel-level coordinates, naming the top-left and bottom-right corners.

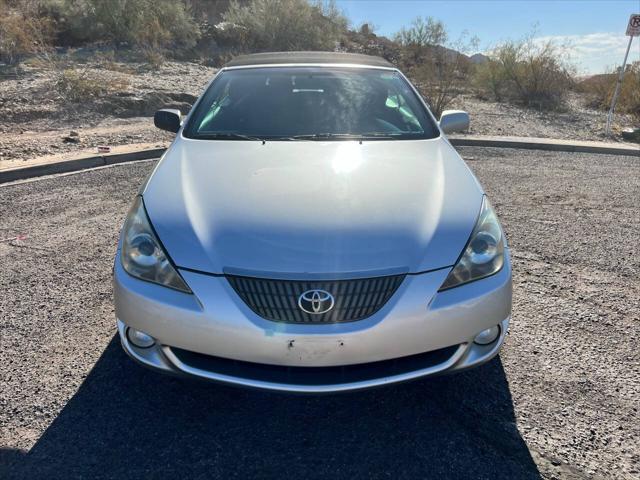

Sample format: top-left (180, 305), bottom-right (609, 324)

top-left (114, 251), bottom-right (512, 393)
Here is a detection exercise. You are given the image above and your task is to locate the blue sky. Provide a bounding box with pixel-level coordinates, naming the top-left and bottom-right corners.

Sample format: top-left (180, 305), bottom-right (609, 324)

top-left (335, 1), bottom-right (640, 74)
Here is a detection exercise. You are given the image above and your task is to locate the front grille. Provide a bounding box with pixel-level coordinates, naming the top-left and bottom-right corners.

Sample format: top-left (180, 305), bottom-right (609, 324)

top-left (170, 345), bottom-right (459, 386)
top-left (226, 274), bottom-right (405, 324)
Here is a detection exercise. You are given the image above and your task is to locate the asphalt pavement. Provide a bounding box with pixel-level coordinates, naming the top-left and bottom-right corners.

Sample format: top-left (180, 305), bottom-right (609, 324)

top-left (1, 147), bottom-right (638, 479)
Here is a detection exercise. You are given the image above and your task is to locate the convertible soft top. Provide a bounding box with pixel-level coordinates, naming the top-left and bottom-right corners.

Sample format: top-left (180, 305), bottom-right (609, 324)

top-left (224, 51), bottom-right (394, 68)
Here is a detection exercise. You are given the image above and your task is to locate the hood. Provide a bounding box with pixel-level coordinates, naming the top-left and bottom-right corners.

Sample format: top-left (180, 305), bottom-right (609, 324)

top-left (143, 136), bottom-right (483, 278)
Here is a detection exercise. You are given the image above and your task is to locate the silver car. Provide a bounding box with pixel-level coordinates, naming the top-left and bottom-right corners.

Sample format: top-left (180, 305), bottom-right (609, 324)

top-left (114, 52), bottom-right (512, 393)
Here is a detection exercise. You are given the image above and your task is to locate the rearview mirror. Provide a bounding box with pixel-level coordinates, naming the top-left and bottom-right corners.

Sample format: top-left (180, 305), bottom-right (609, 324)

top-left (154, 109), bottom-right (182, 133)
top-left (439, 110), bottom-right (469, 134)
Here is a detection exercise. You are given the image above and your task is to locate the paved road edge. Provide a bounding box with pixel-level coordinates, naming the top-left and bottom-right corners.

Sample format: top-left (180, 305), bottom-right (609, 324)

top-left (450, 136), bottom-right (639, 157)
top-left (0, 148), bottom-right (167, 184)
top-left (1, 137), bottom-right (637, 184)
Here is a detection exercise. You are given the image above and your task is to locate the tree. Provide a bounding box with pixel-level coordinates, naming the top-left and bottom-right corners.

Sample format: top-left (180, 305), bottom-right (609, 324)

top-left (394, 16), bottom-right (476, 117)
top-left (394, 16), bottom-right (446, 48)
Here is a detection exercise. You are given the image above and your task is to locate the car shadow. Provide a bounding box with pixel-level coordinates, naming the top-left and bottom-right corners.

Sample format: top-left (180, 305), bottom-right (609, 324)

top-left (6, 336), bottom-right (541, 479)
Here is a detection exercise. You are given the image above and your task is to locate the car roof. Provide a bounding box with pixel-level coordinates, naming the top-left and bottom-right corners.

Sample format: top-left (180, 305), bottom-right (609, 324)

top-left (223, 51), bottom-right (394, 68)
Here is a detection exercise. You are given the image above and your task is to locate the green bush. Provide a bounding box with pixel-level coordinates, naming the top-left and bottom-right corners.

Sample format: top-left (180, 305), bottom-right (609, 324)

top-left (222, 0), bottom-right (348, 52)
top-left (44, 0), bottom-right (199, 51)
top-left (474, 37), bottom-right (575, 110)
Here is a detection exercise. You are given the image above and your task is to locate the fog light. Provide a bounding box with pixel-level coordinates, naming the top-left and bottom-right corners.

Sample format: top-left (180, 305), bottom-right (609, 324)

top-left (127, 328), bottom-right (155, 348)
top-left (474, 325), bottom-right (500, 345)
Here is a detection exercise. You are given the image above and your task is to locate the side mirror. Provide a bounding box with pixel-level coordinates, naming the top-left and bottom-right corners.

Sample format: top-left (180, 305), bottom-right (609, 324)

top-left (439, 110), bottom-right (469, 134)
top-left (154, 109), bottom-right (182, 133)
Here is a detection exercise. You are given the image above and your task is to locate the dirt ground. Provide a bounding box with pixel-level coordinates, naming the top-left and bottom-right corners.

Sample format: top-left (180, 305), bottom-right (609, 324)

top-left (0, 59), bottom-right (636, 168)
top-left (0, 60), bottom-right (217, 164)
top-left (450, 92), bottom-right (636, 142)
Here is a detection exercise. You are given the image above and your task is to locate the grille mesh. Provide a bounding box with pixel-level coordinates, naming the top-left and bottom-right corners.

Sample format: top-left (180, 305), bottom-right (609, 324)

top-left (226, 274), bottom-right (406, 324)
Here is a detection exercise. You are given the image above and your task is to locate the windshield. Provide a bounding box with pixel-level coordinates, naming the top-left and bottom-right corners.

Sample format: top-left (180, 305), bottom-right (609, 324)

top-left (183, 67), bottom-right (439, 141)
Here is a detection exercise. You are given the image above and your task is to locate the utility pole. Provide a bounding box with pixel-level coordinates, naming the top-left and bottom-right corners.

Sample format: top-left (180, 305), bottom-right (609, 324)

top-left (606, 14), bottom-right (639, 136)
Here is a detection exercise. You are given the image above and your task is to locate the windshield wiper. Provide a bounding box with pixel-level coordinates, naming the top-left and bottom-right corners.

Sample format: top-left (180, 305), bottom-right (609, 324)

top-left (281, 133), bottom-right (358, 140)
top-left (199, 132), bottom-right (266, 142)
top-left (199, 132), bottom-right (422, 141)
top-left (281, 132), bottom-right (412, 141)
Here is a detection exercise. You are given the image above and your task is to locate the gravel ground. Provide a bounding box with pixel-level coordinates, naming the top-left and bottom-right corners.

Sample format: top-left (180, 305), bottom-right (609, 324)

top-left (0, 147), bottom-right (638, 479)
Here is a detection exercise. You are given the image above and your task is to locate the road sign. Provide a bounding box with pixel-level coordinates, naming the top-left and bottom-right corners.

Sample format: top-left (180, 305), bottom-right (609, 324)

top-left (626, 14), bottom-right (640, 36)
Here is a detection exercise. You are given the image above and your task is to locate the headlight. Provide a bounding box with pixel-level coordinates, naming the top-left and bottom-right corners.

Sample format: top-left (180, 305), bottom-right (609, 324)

top-left (439, 197), bottom-right (505, 290)
top-left (120, 196), bottom-right (191, 293)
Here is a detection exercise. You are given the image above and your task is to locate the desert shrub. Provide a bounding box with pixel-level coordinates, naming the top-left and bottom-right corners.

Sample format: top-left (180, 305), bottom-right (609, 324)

top-left (44, 0), bottom-right (199, 51)
top-left (473, 58), bottom-right (508, 101)
top-left (475, 36), bottom-right (575, 110)
top-left (0, 0), bottom-right (54, 65)
top-left (221, 0), bottom-right (348, 52)
top-left (138, 47), bottom-right (166, 69)
top-left (613, 63), bottom-right (639, 121)
top-left (56, 67), bottom-right (129, 102)
top-left (578, 62), bottom-right (640, 122)
top-left (578, 74), bottom-right (614, 109)
top-left (394, 16), bottom-right (476, 118)
top-left (91, 50), bottom-right (136, 73)
top-left (189, 0), bottom-right (237, 23)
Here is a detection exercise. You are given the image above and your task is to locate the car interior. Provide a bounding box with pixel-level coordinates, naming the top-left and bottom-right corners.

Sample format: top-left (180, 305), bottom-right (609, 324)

top-left (192, 69), bottom-right (428, 138)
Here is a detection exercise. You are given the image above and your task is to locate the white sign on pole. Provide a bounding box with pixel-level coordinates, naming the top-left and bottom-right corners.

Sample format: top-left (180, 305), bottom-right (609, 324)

top-left (627, 14), bottom-right (640, 36)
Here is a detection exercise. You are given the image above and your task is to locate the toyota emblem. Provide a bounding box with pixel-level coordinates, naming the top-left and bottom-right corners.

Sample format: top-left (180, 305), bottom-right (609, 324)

top-left (298, 289), bottom-right (335, 314)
